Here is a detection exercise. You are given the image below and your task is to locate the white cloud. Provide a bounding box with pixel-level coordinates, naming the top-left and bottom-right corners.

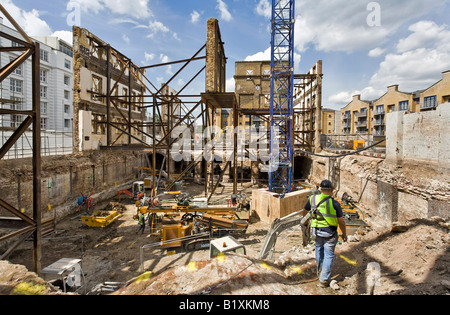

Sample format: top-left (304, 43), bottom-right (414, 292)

top-left (330, 19), bottom-right (450, 109)
top-left (226, 77), bottom-right (235, 92)
top-left (370, 21), bottom-right (450, 91)
top-left (122, 34), bottom-right (130, 44)
top-left (1, 0), bottom-right (76, 46)
top-left (255, 0), bottom-right (271, 19)
top-left (51, 30), bottom-right (73, 45)
top-left (368, 47), bottom-right (386, 58)
top-left (370, 48), bottom-right (450, 91)
top-left (396, 21), bottom-right (450, 53)
top-left (173, 32), bottom-right (181, 41)
top-left (1, 0), bottom-right (52, 37)
top-left (245, 47), bottom-right (271, 61)
top-left (148, 20), bottom-right (169, 34)
top-left (68, 0), bottom-right (152, 19)
top-left (216, 0), bottom-right (232, 22)
top-left (139, 19), bottom-right (170, 38)
top-left (328, 87), bottom-right (384, 107)
top-left (144, 52), bottom-right (155, 62)
top-left (137, 19), bottom-right (182, 41)
top-left (160, 54), bottom-right (173, 75)
top-left (191, 10), bottom-right (201, 24)
top-left (290, 0), bottom-right (446, 54)
top-left (245, 47), bottom-right (302, 73)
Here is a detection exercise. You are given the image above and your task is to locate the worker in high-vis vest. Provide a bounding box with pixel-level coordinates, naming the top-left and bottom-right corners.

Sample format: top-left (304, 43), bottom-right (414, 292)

top-left (300, 180), bottom-right (347, 288)
top-left (136, 213), bottom-right (146, 235)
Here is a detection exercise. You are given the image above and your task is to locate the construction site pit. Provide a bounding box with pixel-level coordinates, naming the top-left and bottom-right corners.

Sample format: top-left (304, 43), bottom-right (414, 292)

top-left (1, 180), bottom-right (450, 296)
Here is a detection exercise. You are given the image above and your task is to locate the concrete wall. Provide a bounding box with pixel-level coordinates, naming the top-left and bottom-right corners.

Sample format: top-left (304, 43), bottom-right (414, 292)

top-left (307, 152), bottom-right (449, 227)
top-left (0, 151), bottom-right (144, 222)
top-left (386, 102), bottom-right (450, 170)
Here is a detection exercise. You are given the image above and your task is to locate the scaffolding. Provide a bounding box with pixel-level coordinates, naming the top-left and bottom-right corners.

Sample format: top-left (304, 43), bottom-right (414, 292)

top-left (72, 19), bottom-right (238, 201)
top-left (0, 4), bottom-right (43, 274)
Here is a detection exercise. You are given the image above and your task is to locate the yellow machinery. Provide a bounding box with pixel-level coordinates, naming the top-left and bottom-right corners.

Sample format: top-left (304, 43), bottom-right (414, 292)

top-left (135, 199), bottom-right (248, 249)
top-left (345, 140), bottom-right (365, 150)
top-left (81, 211), bottom-right (122, 228)
top-left (337, 192), bottom-right (368, 236)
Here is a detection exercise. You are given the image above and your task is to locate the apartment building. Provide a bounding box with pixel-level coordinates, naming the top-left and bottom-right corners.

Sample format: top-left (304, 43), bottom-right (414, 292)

top-left (420, 70), bottom-right (450, 110)
top-left (340, 70), bottom-right (450, 136)
top-left (321, 108), bottom-right (338, 135)
top-left (341, 95), bottom-right (372, 135)
top-left (0, 18), bottom-right (73, 133)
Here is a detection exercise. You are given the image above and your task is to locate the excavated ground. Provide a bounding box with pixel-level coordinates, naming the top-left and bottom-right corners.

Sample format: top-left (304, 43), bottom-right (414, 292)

top-left (1, 182), bottom-right (449, 295)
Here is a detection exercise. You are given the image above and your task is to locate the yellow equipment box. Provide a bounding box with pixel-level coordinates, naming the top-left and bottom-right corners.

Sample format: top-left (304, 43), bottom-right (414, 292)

top-left (81, 211), bottom-right (122, 228)
top-left (161, 224), bottom-right (193, 248)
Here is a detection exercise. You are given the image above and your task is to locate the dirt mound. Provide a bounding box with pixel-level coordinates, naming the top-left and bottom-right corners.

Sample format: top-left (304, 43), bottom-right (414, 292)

top-left (0, 261), bottom-right (64, 295)
top-left (114, 255), bottom-right (306, 295)
top-left (326, 217), bottom-right (450, 295)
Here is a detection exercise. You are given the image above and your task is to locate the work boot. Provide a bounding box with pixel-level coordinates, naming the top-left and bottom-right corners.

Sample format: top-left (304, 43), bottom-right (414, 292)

top-left (318, 280), bottom-right (329, 288)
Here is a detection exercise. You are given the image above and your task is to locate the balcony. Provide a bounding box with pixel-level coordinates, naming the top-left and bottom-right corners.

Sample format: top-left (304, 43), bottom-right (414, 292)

top-left (420, 103), bottom-right (437, 110)
top-left (373, 109), bottom-right (385, 116)
top-left (374, 120), bottom-right (385, 126)
top-left (355, 111), bottom-right (368, 118)
top-left (355, 120), bottom-right (368, 128)
top-left (342, 113), bottom-right (351, 120)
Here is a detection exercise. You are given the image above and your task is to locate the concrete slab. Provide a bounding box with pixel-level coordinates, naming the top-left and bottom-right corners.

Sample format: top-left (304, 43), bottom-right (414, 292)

top-left (251, 189), bottom-right (313, 224)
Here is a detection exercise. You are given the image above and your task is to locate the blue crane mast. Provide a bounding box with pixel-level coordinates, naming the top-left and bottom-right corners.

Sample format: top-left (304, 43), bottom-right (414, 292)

top-left (269, 0), bottom-right (295, 198)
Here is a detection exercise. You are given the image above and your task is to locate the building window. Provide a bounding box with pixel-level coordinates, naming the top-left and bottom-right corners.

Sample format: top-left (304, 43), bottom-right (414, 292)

top-left (91, 75), bottom-right (103, 101)
top-left (10, 79), bottom-right (23, 93)
top-left (92, 114), bottom-right (106, 135)
top-left (64, 59), bottom-right (71, 70)
top-left (10, 97), bottom-right (23, 128)
top-left (64, 104), bottom-right (70, 114)
top-left (375, 105), bottom-right (384, 114)
top-left (41, 102), bottom-right (48, 115)
top-left (64, 90), bottom-right (70, 100)
top-left (40, 69), bottom-right (48, 83)
top-left (59, 43), bottom-right (73, 57)
top-left (40, 118), bottom-right (48, 130)
top-left (11, 41), bottom-right (22, 47)
top-left (40, 86), bottom-right (47, 99)
top-left (423, 96), bottom-right (437, 109)
top-left (40, 50), bottom-right (49, 62)
top-left (399, 101), bottom-right (409, 111)
top-left (64, 119), bottom-right (71, 129)
top-left (10, 58), bottom-right (23, 76)
top-left (64, 75), bottom-right (70, 85)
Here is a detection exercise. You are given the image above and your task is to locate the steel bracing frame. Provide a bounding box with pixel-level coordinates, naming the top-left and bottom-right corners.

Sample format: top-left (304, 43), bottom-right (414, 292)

top-left (75, 22), bottom-right (237, 200)
top-left (0, 4), bottom-right (44, 274)
top-left (269, 0), bottom-right (295, 197)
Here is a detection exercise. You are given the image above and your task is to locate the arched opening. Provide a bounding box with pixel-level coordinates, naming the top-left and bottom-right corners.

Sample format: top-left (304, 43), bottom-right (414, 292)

top-left (294, 156), bottom-right (313, 181)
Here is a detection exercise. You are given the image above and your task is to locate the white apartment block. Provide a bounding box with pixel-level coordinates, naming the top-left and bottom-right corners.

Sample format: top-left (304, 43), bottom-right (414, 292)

top-left (0, 17), bottom-right (73, 133)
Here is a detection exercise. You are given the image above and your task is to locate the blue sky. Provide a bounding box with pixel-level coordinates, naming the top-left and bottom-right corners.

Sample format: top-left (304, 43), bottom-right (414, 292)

top-left (2, 0), bottom-right (450, 110)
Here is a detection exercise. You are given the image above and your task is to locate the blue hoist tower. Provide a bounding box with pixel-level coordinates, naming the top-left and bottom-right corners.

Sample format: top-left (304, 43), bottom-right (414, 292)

top-left (269, 0), bottom-right (295, 198)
